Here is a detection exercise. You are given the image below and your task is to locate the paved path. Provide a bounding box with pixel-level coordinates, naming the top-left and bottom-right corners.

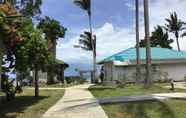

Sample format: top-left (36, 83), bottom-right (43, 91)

top-left (42, 84), bottom-right (108, 118)
top-left (98, 93), bottom-right (186, 104)
top-left (164, 82), bottom-right (186, 89)
top-left (25, 87), bottom-right (65, 90)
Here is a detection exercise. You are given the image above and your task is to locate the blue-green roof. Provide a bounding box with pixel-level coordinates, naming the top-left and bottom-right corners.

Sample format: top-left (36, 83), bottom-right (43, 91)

top-left (100, 47), bottom-right (186, 63)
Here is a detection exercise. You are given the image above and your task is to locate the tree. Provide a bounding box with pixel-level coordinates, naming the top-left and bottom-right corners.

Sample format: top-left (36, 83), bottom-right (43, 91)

top-left (144, 0), bottom-right (151, 87)
top-left (0, 8), bottom-right (22, 91)
top-left (0, 0), bottom-right (43, 91)
top-left (76, 31), bottom-right (96, 51)
top-left (0, 0), bottom-right (42, 17)
top-left (37, 16), bottom-right (66, 84)
top-left (74, 31), bottom-right (96, 83)
top-left (26, 30), bottom-right (50, 97)
top-left (2, 17), bottom-right (50, 97)
top-left (73, 0), bottom-right (96, 83)
top-left (19, 19), bottom-right (50, 97)
top-left (165, 12), bottom-right (185, 51)
top-left (135, 0), bottom-right (141, 83)
top-left (139, 25), bottom-right (174, 49)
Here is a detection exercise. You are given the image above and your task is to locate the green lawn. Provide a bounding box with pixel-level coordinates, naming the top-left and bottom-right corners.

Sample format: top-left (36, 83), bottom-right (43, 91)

top-left (0, 91), bottom-right (4, 96)
top-left (102, 99), bottom-right (186, 118)
top-left (0, 89), bottom-right (64, 118)
top-left (89, 84), bottom-right (186, 118)
top-left (89, 84), bottom-right (186, 98)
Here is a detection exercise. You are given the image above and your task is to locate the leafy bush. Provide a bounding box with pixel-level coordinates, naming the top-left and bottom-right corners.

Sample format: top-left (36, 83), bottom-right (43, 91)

top-left (65, 76), bottom-right (86, 84)
top-left (2, 75), bottom-right (16, 101)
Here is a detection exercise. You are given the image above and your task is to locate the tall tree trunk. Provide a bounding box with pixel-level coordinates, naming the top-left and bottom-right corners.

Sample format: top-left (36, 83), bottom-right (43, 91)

top-left (34, 68), bottom-right (39, 97)
top-left (47, 39), bottom-right (56, 84)
top-left (88, 14), bottom-right (96, 83)
top-left (135, 0), bottom-right (141, 83)
top-left (144, 0), bottom-right (151, 88)
top-left (176, 37), bottom-right (181, 52)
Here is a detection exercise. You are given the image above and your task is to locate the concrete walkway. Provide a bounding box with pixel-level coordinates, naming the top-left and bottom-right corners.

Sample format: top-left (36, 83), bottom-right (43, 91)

top-left (164, 82), bottom-right (186, 89)
top-left (99, 93), bottom-right (186, 104)
top-left (42, 84), bottom-right (108, 118)
top-left (25, 87), bottom-right (65, 90)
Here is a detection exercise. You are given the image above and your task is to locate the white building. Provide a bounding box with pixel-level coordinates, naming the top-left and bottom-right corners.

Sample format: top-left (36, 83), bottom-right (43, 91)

top-left (98, 48), bottom-right (186, 82)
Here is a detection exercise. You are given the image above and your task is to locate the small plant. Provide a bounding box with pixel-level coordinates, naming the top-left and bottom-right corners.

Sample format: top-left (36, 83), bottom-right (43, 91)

top-left (2, 77), bottom-right (16, 101)
top-left (184, 74), bottom-right (186, 82)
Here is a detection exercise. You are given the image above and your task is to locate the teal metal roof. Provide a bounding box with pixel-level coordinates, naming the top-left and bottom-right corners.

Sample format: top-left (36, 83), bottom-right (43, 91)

top-left (100, 47), bottom-right (186, 63)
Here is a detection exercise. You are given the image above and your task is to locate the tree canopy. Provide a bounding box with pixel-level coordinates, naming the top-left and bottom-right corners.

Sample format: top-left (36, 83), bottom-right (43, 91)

top-left (0, 0), bottom-right (42, 17)
top-left (139, 26), bottom-right (173, 49)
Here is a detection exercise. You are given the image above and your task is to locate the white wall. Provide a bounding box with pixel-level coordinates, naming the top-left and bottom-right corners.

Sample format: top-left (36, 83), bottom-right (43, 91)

top-left (105, 63), bottom-right (186, 82)
top-left (160, 63), bottom-right (186, 81)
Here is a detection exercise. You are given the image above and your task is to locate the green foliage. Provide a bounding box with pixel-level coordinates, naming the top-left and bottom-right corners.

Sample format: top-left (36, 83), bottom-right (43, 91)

top-left (73, 0), bottom-right (91, 15)
top-left (77, 31), bottom-right (96, 51)
top-left (0, 0), bottom-right (43, 17)
top-left (165, 12), bottom-right (185, 37)
top-left (1, 74), bottom-right (16, 101)
top-left (14, 18), bottom-right (50, 71)
top-left (65, 77), bottom-right (86, 84)
top-left (139, 26), bottom-right (173, 48)
top-left (37, 16), bottom-right (67, 84)
top-left (37, 16), bottom-right (66, 42)
top-left (165, 12), bottom-right (186, 51)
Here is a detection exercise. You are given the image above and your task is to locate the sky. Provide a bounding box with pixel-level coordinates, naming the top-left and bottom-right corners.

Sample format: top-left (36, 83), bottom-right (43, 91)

top-left (41, 0), bottom-right (186, 76)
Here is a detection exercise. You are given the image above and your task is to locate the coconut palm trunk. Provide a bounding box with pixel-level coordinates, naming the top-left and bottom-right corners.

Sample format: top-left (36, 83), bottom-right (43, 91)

top-left (175, 32), bottom-right (181, 51)
top-left (135, 0), bottom-right (141, 83)
top-left (144, 0), bottom-right (151, 87)
top-left (176, 37), bottom-right (181, 51)
top-left (88, 9), bottom-right (96, 83)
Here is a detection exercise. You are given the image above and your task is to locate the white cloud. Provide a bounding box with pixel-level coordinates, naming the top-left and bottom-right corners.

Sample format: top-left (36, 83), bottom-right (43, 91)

top-left (57, 22), bottom-right (135, 64)
top-left (57, 0), bottom-right (186, 75)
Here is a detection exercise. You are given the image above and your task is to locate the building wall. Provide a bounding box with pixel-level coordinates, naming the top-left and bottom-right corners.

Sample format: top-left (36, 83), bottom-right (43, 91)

top-left (104, 62), bottom-right (114, 81)
top-left (160, 63), bottom-right (186, 81)
top-left (104, 63), bottom-right (186, 82)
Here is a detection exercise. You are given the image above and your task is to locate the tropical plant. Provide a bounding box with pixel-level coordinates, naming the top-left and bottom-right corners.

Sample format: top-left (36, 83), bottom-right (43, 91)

top-left (37, 16), bottom-right (66, 84)
top-left (73, 0), bottom-right (96, 82)
top-left (139, 25), bottom-right (174, 49)
top-left (165, 12), bottom-right (185, 51)
top-left (77, 31), bottom-right (96, 51)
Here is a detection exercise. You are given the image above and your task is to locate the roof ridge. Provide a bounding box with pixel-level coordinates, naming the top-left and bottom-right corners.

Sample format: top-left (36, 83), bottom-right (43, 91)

top-left (104, 47), bottom-right (134, 60)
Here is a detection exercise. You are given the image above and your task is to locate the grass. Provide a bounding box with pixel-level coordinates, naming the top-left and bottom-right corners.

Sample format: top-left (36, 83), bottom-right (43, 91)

top-left (0, 89), bottom-right (64, 118)
top-left (89, 84), bottom-right (186, 118)
top-left (0, 91), bottom-right (4, 96)
top-left (28, 82), bottom-right (80, 88)
top-left (102, 99), bottom-right (186, 118)
top-left (89, 83), bottom-right (186, 98)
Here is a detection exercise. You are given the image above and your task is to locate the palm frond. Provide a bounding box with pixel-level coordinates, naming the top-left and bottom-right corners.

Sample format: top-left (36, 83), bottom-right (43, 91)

top-left (73, 0), bottom-right (91, 15)
top-left (181, 32), bottom-right (186, 37)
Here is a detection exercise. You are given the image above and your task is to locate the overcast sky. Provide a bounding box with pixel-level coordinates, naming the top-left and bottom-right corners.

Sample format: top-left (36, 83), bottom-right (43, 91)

top-left (41, 0), bottom-right (186, 76)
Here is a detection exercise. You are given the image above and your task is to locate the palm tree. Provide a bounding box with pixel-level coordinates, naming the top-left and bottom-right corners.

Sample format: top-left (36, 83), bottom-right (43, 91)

top-left (135, 0), bottom-right (141, 83)
top-left (144, 0), bottom-right (151, 87)
top-left (73, 0), bottom-right (96, 82)
top-left (77, 31), bottom-right (96, 51)
top-left (151, 26), bottom-right (173, 49)
top-left (139, 26), bottom-right (174, 49)
top-left (165, 12), bottom-right (185, 52)
top-left (74, 31), bottom-right (96, 83)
